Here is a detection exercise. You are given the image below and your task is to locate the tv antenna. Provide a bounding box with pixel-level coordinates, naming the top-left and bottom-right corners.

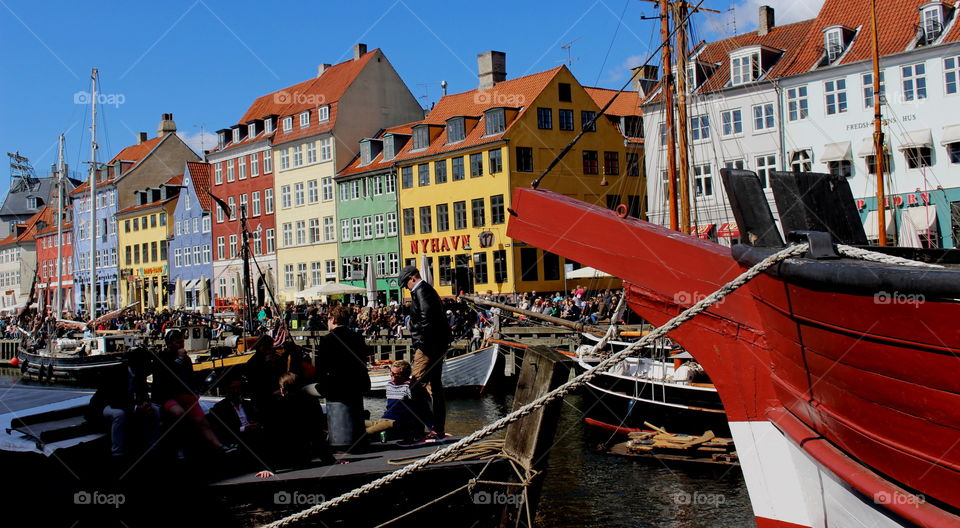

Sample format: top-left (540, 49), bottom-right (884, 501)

top-left (559, 37), bottom-right (582, 67)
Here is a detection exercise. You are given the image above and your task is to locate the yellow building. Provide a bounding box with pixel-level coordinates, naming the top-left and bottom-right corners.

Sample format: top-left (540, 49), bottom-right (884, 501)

top-left (391, 53), bottom-right (645, 297)
top-left (116, 179), bottom-right (179, 311)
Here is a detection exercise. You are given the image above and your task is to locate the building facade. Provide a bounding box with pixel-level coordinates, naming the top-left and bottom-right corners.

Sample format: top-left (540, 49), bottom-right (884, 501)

top-left (393, 52), bottom-right (643, 297)
top-left (35, 218), bottom-right (74, 315)
top-left (272, 44), bottom-right (422, 302)
top-left (71, 114), bottom-right (198, 315)
top-left (0, 206), bottom-right (49, 309)
top-left (168, 162), bottom-right (213, 309)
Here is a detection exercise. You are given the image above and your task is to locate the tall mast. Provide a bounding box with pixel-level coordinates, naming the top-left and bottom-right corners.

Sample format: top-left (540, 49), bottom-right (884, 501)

top-left (870, 0), bottom-right (887, 246)
top-left (673, 1), bottom-right (692, 235)
top-left (55, 135), bottom-right (65, 316)
top-left (239, 205), bottom-right (255, 332)
top-left (660, 0), bottom-right (679, 231)
top-left (87, 68), bottom-right (98, 320)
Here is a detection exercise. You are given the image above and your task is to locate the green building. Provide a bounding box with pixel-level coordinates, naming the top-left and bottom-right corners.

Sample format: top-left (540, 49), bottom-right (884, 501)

top-left (336, 128), bottom-right (406, 304)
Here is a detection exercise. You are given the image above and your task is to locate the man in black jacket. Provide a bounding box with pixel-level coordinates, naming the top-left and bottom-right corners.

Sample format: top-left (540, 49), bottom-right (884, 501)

top-left (87, 348), bottom-right (160, 457)
top-left (400, 265), bottom-right (451, 438)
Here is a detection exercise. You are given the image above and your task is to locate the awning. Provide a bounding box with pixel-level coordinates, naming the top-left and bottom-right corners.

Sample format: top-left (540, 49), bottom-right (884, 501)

top-left (717, 222), bottom-right (740, 238)
top-left (898, 129), bottom-right (932, 150)
top-left (940, 124), bottom-right (960, 145)
top-left (857, 136), bottom-right (890, 157)
top-left (821, 141), bottom-right (852, 162)
top-left (692, 224), bottom-right (715, 239)
top-left (862, 210), bottom-right (895, 240)
top-left (565, 266), bottom-right (613, 279)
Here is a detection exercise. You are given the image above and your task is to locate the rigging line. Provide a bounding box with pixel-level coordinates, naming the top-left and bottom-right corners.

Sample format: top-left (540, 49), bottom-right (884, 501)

top-left (532, 0), bottom-right (710, 189)
top-left (594, 0), bottom-right (632, 86)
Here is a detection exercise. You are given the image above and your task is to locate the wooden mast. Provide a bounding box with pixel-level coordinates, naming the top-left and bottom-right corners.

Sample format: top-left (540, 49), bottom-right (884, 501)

top-left (87, 69), bottom-right (99, 320)
top-left (673, 1), bottom-right (692, 235)
top-left (870, 0), bottom-right (887, 246)
top-left (660, 0), bottom-right (679, 230)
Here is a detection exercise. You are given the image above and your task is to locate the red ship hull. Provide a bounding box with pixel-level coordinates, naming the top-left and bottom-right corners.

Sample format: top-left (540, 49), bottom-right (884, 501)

top-left (508, 187), bottom-right (960, 527)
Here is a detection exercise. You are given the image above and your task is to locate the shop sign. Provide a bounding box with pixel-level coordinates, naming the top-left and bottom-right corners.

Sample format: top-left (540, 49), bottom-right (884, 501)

top-left (409, 235), bottom-right (471, 255)
top-left (856, 192), bottom-right (931, 210)
top-left (478, 231), bottom-right (495, 248)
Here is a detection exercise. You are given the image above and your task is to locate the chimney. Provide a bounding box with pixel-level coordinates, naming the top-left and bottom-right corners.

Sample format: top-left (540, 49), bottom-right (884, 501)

top-left (477, 51), bottom-right (507, 91)
top-left (758, 5), bottom-right (775, 36)
top-left (354, 43), bottom-right (367, 60)
top-left (157, 113), bottom-right (176, 137)
top-left (136, 132), bottom-right (148, 144)
top-left (317, 63), bottom-right (331, 77)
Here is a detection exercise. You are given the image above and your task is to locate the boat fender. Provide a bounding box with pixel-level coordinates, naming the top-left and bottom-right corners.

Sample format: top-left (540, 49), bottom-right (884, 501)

top-left (615, 204), bottom-right (628, 218)
top-left (9, 356), bottom-right (19, 367)
top-left (497, 295), bottom-right (507, 304)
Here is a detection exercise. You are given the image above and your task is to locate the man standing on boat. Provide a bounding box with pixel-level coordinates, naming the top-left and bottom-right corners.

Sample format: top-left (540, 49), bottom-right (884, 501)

top-left (399, 265), bottom-right (451, 439)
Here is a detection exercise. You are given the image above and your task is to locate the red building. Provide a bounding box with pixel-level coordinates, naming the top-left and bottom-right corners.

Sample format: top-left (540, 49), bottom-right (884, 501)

top-left (36, 216), bottom-right (74, 315)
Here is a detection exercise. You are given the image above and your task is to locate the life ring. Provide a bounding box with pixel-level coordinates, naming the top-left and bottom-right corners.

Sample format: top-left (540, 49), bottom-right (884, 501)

top-left (615, 204), bottom-right (628, 218)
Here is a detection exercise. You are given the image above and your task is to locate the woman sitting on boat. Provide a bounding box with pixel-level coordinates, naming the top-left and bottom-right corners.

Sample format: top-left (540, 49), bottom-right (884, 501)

top-left (152, 329), bottom-right (234, 455)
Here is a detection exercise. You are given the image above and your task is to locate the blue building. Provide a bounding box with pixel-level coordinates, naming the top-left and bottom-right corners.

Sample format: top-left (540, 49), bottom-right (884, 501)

top-left (71, 114), bottom-right (199, 316)
top-left (169, 161), bottom-right (214, 310)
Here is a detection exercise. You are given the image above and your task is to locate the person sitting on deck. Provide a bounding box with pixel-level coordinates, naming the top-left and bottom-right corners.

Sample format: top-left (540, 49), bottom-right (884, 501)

top-left (365, 360), bottom-right (431, 442)
top-left (208, 376), bottom-right (266, 460)
top-left (87, 347), bottom-right (160, 458)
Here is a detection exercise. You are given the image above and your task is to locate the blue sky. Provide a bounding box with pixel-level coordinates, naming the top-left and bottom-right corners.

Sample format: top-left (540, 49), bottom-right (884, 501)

top-left (0, 0), bottom-right (823, 189)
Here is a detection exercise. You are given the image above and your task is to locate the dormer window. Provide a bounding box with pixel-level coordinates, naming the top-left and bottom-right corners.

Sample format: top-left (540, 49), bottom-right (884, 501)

top-left (447, 118), bottom-right (466, 143)
top-left (264, 118), bottom-right (274, 134)
top-left (412, 125), bottom-right (430, 150)
top-left (318, 105), bottom-right (330, 122)
top-left (282, 116), bottom-right (293, 132)
top-left (825, 28), bottom-right (843, 62)
top-left (299, 111), bottom-right (310, 128)
top-left (383, 136), bottom-right (396, 160)
top-left (484, 108), bottom-right (506, 135)
top-left (218, 131), bottom-right (226, 148)
top-left (248, 123), bottom-right (257, 138)
top-left (232, 128), bottom-right (240, 143)
top-left (731, 51), bottom-right (761, 85)
top-left (27, 197), bottom-right (41, 210)
top-left (361, 142), bottom-right (372, 165)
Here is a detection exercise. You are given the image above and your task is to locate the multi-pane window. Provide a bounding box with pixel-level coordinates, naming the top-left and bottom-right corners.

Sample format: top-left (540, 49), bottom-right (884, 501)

top-left (321, 177), bottom-right (333, 201)
top-left (374, 214), bottom-right (385, 237)
top-left (253, 231), bottom-right (262, 255)
top-left (263, 151), bottom-right (272, 173)
top-left (320, 138), bottom-right (332, 161)
top-left (217, 237), bottom-right (224, 260)
top-left (280, 185), bottom-right (291, 209)
top-left (436, 204), bottom-right (449, 232)
top-left (228, 196), bottom-right (236, 220)
top-left (293, 145), bottom-right (303, 167)
top-left (454, 201), bottom-right (467, 230)
top-left (385, 173), bottom-right (396, 194)
top-left (318, 105), bottom-right (329, 122)
top-left (215, 164), bottom-right (223, 184)
top-left (282, 223), bottom-right (293, 247)
top-left (863, 71), bottom-right (886, 107)
top-left (949, 143), bottom-right (960, 164)
top-left (516, 147), bottom-right (533, 172)
top-left (401, 166), bottom-right (413, 188)
top-left (341, 219), bottom-right (351, 241)
top-left (452, 157), bottom-right (465, 180)
top-left (403, 208), bottom-right (415, 236)
top-left (309, 218), bottom-right (320, 243)
top-left (694, 164), bottom-right (713, 197)
top-left (537, 108), bottom-right (553, 129)
top-left (413, 126), bottom-right (429, 150)
top-left (323, 216), bottom-right (335, 241)
top-left (829, 160), bottom-right (853, 178)
top-left (753, 103), bottom-right (775, 131)
top-left (491, 195), bottom-right (505, 224)
top-left (238, 157), bottom-right (246, 179)
top-left (724, 159), bottom-right (745, 170)
top-left (470, 153), bottom-right (484, 177)
top-left (307, 180), bottom-right (318, 204)
top-left (945, 56), bottom-right (960, 95)
top-left (493, 250), bottom-right (507, 283)
top-left (691, 115), bottom-right (710, 140)
top-left (434, 160), bottom-right (447, 184)
top-left (721, 109), bottom-right (742, 135)
top-left (787, 87), bottom-right (809, 121)
top-left (471, 198), bottom-right (486, 227)
top-left (558, 109), bottom-right (574, 131)
top-left (363, 216), bottom-right (373, 239)
top-left (325, 260), bottom-right (336, 279)
top-left (902, 63), bottom-right (927, 101)
top-left (756, 154), bottom-right (776, 187)
top-left (419, 206), bottom-right (432, 234)
top-left (905, 147), bottom-right (933, 169)
top-left (239, 193), bottom-right (248, 217)
top-left (825, 79), bottom-right (848, 115)
top-left (447, 118), bottom-right (465, 142)
top-left (488, 149), bottom-right (503, 174)
top-left (265, 188), bottom-right (274, 213)
top-left (266, 229), bottom-right (275, 253)
top-left (351, 217), bottom-right (361, 240)
top-left (581, 111), bottom-right (596, 132)
top-left (825, 29), bottom-right (844, 63)
top-left (294, 182), bottom-right (305, 206)
top-left (626, 153), bottom-right (640, 177)
top-left (311, 262), bottom-right (322, 286)
top-left (474, 252), bottom-right (488, 284)
top-left (229, 235), bottom-right (237, 258)
top-left (251, 152), bottom-right (259, 176)
top-left (351, 180), bottom-right (361, 199)
top-left (731, 52), bottom-right (760, 85)
top-left (307, 142), bottom-right (317, 164)
top-left (418, 163), bottom-right (430, 186)
top-left (386, 212), bottom-right (397, 236)
top-left (372, 175), bottom-right (384, 195)
top-left (582, 150), bottom-right (599, 174)
top-left (280, 150), bottom-right (289, 170)
top-left (604, 152), bottom-right (619, 176)
top-left (284, 264), bottom-right (294, 289)
top-left (485, 109), bottom-right (505, 135)
top-left (300, 111), bottom-right (310, 128)
top-left (922, 6), bottom-right (944, 44)
top-left (227, 160), bottom-right (235, 182)
top-left (790, 150), bottom-right (813, 172)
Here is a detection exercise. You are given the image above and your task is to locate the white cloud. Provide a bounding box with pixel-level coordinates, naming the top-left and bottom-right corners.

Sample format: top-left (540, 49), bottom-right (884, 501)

top-left (729, 0), bottom-right (824, 31)
top-left (177, 130), bottom-right (218, 156)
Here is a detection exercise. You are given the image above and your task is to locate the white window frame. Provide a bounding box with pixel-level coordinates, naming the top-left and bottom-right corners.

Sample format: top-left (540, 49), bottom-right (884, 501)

top-left (341, 219), bottom-right (351, 241)
top-left (730, 51), bottom-right (760, 86)
top-left (214, 163), bottom-right (223, 184)
top-left (238, 156), bottom-right (246, 179)
top-left (944, 55), bottom-right (959, 95)
top-left (321, 177), bottom-right (333, 201)
top-left (691, 114), bottom-right (710, 141)
top-left (755, 154), bottom-right (777, 188)
top-left (323, 216), bottom-right (335, 242)
top-left (282, 117), bottom-right (293, 132)
top-left (252, 191), bottom-right (261, 217)
top-left (824, 79), bottom-right (848, 115)
top-left (787, 86), bottom-right (809, 121)
top-left (753, 103), bottom-right (775, 132)
top-left (694, 164), bottom-right (713, 197)
top-left (308, 180), bottom-right (319, 203)
top-left (320, 137), bottom-right (332, 162)
top-left (300, 111), bottom-right (310, 128)
top-left (720, 109), bottom-right (742, 136)
top-left (902, 63), bottom-right (927, 102)
top-left (317, 105), bottom-right (330, 122)
top-left (251, 152), bottom-right (259, 177)
top-left (265, 188), bottom-right (274, 214)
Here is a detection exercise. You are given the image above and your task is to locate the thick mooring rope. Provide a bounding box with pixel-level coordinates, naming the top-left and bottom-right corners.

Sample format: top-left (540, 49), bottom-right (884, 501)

top-left (259, 242), bottom-right (811, 528)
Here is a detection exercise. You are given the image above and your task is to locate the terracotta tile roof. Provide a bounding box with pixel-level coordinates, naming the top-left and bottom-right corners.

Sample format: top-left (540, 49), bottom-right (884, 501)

top-left (0, 206), bottom-right (53, 246)
top-left (184, 162), bottom-right (213, 211)
top-left (338, 124), bottom-right (414, 178)
top-left (36, 221), bottom-right (72, 236)
top-left (212, 50), bottom-right (379, 153)
top-left (70, 135), bottom-right (168, 195)
top-left (583, 87), bottom-right (641, 116)
top-left (115, 196), bottom-right (177, 217)
top-left (781, 0), bottom-right (960, 76)
top-left (164, 173), bottom-right (183, 186)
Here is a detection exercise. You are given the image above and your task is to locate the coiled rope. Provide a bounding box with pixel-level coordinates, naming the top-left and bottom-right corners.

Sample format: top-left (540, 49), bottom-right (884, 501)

top-left (259, 242), bottom-right (811, 528)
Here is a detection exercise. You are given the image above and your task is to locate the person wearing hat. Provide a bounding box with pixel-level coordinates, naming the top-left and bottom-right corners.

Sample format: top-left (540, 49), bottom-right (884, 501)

top-left (399, 265), bottom-right (451, 439)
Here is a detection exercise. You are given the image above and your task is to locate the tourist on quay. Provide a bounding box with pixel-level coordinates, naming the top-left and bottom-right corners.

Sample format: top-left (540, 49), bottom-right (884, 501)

top-left (399, 265), bottom-right (451, 439)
